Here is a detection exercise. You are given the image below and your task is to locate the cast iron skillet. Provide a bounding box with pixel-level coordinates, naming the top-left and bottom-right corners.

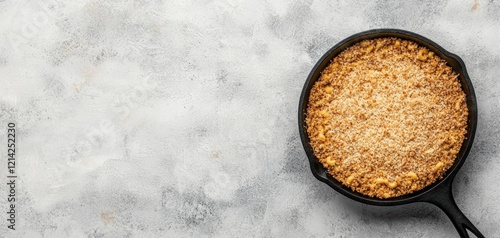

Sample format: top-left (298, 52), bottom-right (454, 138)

top-left (298, 29), bottom-right (484, 238)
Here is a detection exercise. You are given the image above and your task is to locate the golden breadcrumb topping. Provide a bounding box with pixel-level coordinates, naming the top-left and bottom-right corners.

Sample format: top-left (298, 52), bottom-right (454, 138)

top-left (306, 37), bottom-right (468, 199)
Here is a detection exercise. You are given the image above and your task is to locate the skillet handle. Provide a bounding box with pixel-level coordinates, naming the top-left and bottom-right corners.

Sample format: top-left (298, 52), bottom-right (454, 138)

top-left (421, 178), bottom-right (484, 238)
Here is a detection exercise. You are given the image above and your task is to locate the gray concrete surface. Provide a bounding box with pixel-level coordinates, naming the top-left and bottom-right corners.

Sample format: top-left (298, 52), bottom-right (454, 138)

top-left (0, 0), bottom-right (499, 237)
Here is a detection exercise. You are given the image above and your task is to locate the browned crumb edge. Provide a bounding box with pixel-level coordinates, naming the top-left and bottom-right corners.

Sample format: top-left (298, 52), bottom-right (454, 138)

top-left (306, 37), bottom-right (468, 199)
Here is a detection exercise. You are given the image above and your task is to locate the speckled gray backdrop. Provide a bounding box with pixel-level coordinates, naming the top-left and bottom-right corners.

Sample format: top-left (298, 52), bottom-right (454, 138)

top-left (0, 0), bottom-right (499, 237)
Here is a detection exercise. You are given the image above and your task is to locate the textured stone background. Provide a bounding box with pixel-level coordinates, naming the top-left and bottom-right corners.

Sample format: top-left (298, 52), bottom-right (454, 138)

top-left (0, 0), bottom-right (499, 237)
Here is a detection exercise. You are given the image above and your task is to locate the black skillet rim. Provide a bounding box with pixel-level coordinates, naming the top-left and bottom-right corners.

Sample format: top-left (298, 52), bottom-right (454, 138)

top-left (298, 28), bottom-right (477, 206)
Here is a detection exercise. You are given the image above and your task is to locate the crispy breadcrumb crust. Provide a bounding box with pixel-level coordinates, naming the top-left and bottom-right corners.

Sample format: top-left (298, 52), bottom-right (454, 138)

top-left (306, 37), bottom-right (468, 199)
